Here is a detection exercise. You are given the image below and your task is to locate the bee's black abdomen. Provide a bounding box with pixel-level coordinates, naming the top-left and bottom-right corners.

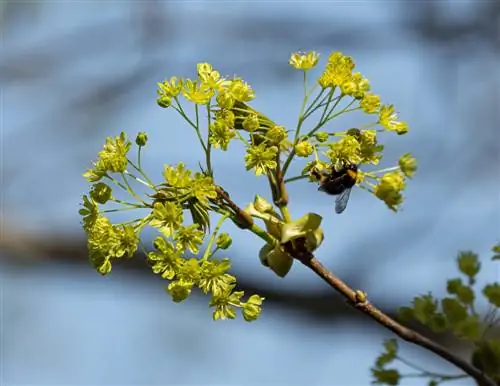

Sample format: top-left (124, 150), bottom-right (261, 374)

top-left (315, 163), bottom-right (358, 213)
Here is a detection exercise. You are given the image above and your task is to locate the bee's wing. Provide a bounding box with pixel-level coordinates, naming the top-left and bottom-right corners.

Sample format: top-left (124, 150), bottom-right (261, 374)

top-left (335, 187), bottom-right (352, 214)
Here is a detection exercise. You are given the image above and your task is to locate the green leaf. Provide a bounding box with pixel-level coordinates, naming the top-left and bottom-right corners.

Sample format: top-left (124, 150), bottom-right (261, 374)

top-left (371, 368), bottom-right (400, 385)
top-left (429, 314), bottom-right (448, 333)
top-left (397, 306), bottom-right (414, 322)
top-left (258, 244), bottom-right (293, 278)
top-left (447, 278), bottom-right (474, 305)
top-left (471, 340), bottom-right (500, 377)
top-left (280, 212), bottom-right (323, 245)
top-left (483, 283), bottom-right (500, 307)
top-left (455, 285), bottom-right (474, 305)
top-left (441, 297), bottom-right (468, 325)
top-left (446, 278), bottom-right (463, 295)
top-left (492, 243), bottom-right (500, 261)
top-left (453, 315), bottom-right (481, 340)
top-left (375, 339), bottom-right (398, 368)
top-left (412, 294), bottom-right (438, 325)
top-left (457, 251), bottom-right (480, 279)
top-left (383, 339), bottom-right (398, 357)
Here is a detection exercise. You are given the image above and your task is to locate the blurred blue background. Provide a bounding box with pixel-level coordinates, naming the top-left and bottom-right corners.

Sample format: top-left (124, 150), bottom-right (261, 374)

top-left (1, 1), bottom-right (499, 385)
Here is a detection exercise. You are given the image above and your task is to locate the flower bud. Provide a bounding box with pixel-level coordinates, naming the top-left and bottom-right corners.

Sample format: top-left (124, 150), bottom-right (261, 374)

top-left (216, 233), bottom-right (232, 250)
top-left (135, 132), bottom-right (148, 147)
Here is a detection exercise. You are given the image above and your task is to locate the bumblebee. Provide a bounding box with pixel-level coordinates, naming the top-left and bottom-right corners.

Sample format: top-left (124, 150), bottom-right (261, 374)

top-left (311, 164), bottom-right (358, 214)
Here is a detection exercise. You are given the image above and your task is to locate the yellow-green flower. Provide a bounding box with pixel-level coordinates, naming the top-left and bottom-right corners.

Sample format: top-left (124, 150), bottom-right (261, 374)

top-left (199, 258), bottom-right (236, 298)
top-left (157, 76), bottom-right (182, 98)
top-left (86, 216), bottom-right (123, 275)
top-left (197, 63), bottom-right (226, 90)
top-left (242, 294), bottom-right (264, 322)
top-left (314, 131), bottom-right (329, 143)
top-left (190, 173), bottom-right (217, 206)
top-left (177, 258), bottom-right (202, 283)
top-left (112, 224), bottom-right (139, 259)
top-left (294, 140), bottom-right (314, 157)
top-left (182, 79), bottom-right (214, 105)
top-left (242, 113), bottom-right (260, 132)
top-left (399, 153), bottom-right (417, 179)
top-left (79, 195), bottom-right (100, 232)
top-left (216, 89), bottom-right (235, 109)
top-left (379, 105), bottom-right (409, 135)
top-left (174, 224), bottom-right (205, 254)
top-left (373, 171), bottom-right (406, 211)
top-left (91, 132), bottom-right (131, 175)
top-left (210, 285), bottom-right (243, 321)
top-left (318, 51), bottom-right (355, 89)
top-left (216, 233), bottom-right (232, 250)
top-left (163, 162), bottom-right (193, 189)
top-left (289, 51), bottom-right (320, 70)
top-left (214, 108), bottom-right (236, 128)
top-left (350, 72), bottom-right (370, 99)
top-left (167, 279), bottom-right (194, 303)
top-left (360, 93), bottom-right (381, 114)
top-left (83, 159), bottom-right (107, 182)
top-left (150, 201), bottom-right (184, 237)
top-left (325, 136), bottom-right (362, 167)
top-left (245, 143), bottom-right (278, 176)
top-left (265, 125), bottom-right (287, 145)
top-left (148, 236), bottom-right (183, 280)
top-left (228, 78), bottom-right (254, 102)
top-left (358, 130), bottom-right (384, 165)
top-left (209, 120), bottom-right (236, 151)
top-left (90, 182), bottom-right (112, 204)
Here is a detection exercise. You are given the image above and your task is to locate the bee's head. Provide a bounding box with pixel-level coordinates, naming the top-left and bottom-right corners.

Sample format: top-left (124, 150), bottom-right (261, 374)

top-left (346, 164), bottom-right (358, 172)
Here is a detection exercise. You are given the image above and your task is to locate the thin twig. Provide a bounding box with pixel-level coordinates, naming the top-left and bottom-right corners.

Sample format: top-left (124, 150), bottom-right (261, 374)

top-left (214, 186), bottom-right (253, 228)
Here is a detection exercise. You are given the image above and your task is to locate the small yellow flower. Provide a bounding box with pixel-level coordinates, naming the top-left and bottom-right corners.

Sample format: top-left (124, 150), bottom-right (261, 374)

top-left (373, 171), bottom-right (406, 211)
top-left (265, 125), bottom-right (287, 145)
top-left (294, 140), bottom-right (314, 157)
top-left (182, 79), bottom-right (214, 105)
top-left (216, 89), bottom-right (235, 109)
top-left (378, 105), bottom-right (409, 135)
top-left (326, 136), bottom-right (362, 167)
top-left (289, 51), bottom-right (320, 70)
top-left (399, 153), bottom-right (417, 179)
top-left (197, 62), bottom-right (226, 90)
top-left (228, 78), bottom-right (254, 102)
top-left (242, 114), bottom-right (260, 132)
top-left (318, 51), bottom-right (355, 89)
top-left (360, 93), bottom-right (381, 114)
top-left (157, 77), bottom-right (182, 98)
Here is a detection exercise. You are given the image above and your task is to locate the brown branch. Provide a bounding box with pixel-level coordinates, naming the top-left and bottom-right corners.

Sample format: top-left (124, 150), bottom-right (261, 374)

top-left (214, 186), bottom-right (253, 229)
top-left (289, 245), bottom-right (496, 386)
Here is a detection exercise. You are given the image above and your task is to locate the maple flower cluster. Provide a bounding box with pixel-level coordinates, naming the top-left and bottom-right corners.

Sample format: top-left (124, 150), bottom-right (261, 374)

top-left (80, 50), bottom-right (417, 321)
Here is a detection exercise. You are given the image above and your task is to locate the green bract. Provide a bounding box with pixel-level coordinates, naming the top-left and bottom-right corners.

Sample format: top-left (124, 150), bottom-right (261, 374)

top-left (80, 51), bottom-right (418, 321)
